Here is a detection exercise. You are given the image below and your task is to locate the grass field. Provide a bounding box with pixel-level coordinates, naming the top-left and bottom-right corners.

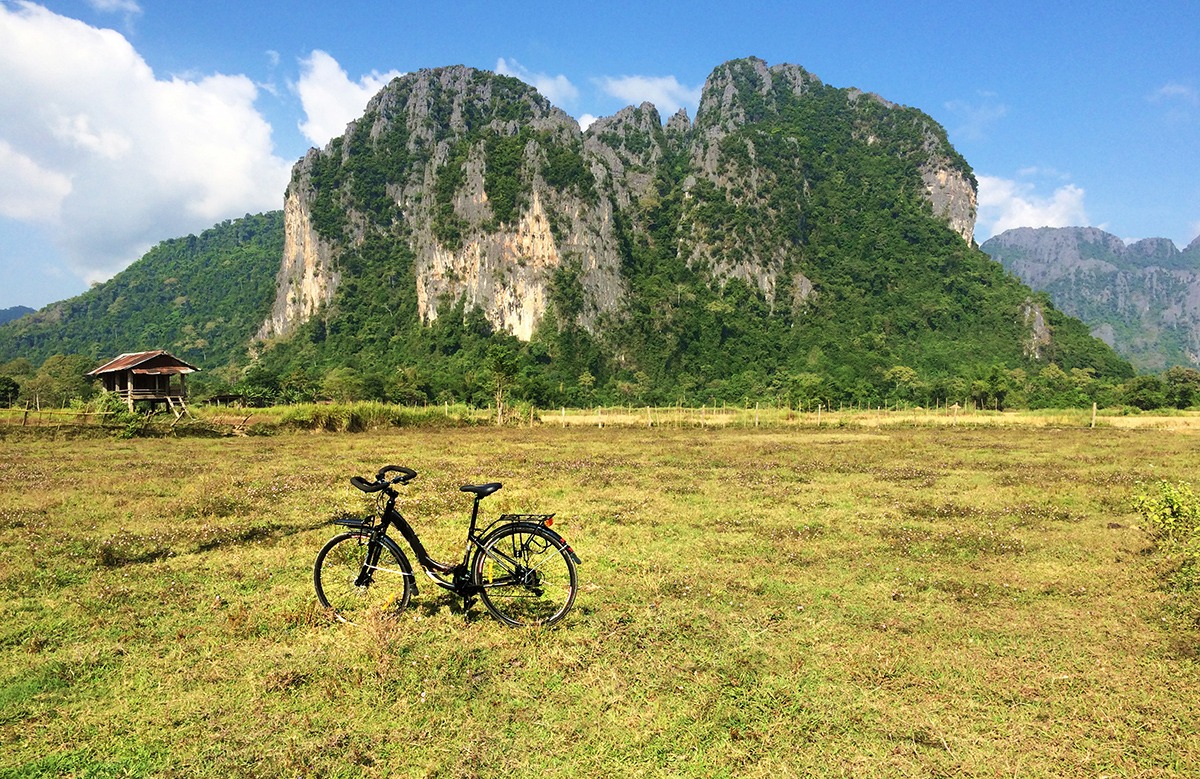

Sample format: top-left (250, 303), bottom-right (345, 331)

top-left (1, 425), bottom-right (1197, 777)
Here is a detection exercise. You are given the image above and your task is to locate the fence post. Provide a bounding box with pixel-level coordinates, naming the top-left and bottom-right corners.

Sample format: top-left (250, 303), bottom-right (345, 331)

top-left (1091, 402), bottom-right (1097, 429)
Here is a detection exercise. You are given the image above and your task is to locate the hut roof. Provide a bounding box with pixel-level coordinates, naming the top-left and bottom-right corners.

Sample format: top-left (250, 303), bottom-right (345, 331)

top-left (88, 350), bottom-right (199, 377)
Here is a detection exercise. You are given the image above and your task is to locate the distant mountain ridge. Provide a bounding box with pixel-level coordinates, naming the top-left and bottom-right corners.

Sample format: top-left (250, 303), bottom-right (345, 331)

top-left (981, 227), bottom-right (1200, 370)
top-left (0, 307), bottom-right (33, 326)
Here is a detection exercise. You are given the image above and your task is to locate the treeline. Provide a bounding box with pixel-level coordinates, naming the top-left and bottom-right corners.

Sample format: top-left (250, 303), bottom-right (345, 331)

top-left (3, 352), bottom-right (1198, 413)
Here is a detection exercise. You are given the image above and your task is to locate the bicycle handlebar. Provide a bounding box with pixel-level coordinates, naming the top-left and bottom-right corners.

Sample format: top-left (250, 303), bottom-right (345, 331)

top-left (376, 465), bottom-right (417, 483)
top-left (351, 465), bottom-right (417, 493)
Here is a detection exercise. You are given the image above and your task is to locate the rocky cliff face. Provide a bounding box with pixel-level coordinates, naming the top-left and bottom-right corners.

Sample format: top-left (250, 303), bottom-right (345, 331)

top-left (256, 186), bottom-right (337, 341)
top-left (259, 59), bottom-right (981, 345)
top-left (982, 226), bottom-right (1200, 369)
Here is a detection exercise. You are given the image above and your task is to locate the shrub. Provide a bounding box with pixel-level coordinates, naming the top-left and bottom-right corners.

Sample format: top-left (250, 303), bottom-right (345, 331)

top-left (1132, 480), bottom-right (1200, 627)
top-left (1132, 480), bottom-right (1200, 551)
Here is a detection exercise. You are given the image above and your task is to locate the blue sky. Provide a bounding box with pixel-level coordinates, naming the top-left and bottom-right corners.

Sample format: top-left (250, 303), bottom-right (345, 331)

top-left (1, 0), bottom-right (1198, 309)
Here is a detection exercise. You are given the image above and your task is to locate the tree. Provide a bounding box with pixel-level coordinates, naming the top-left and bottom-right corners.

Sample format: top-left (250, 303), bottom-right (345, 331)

top-left (1122, 375), bottom-right (1167, 410)
top-left (19, 354), bottom-right (97, 408)
top-left (883, 365), bottom-right (920, 402)
top-left (1164, 367), bottom-right (1200, 409)
top-left (0, 375), bottom-right (18, 407)
top-left (321, 367), bottom-right (365, 403)
top-left (486, 343), bottom-right (520, 423)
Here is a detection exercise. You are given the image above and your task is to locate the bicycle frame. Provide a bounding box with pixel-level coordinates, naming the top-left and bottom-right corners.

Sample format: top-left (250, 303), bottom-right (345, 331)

top-left (345, 485), bottom-right (540, 598)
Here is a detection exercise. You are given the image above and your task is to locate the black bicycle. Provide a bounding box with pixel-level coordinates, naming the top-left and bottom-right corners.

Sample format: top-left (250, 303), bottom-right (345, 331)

top-left (313, 465), bottom-right (580, 627)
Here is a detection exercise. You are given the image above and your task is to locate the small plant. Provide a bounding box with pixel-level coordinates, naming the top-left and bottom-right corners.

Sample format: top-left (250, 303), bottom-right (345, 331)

top-left (1132, 480), bottom-right (1200, 629)
top-left (1132, 480), bottom-right (1200, 552)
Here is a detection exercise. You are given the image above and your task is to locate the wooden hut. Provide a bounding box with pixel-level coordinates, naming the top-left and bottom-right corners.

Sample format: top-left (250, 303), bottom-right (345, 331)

top-left (88, 350), bottom-right (199, 415)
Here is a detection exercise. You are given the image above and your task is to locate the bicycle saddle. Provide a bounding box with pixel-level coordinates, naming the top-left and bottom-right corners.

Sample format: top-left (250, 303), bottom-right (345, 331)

top-left (460, 482), bottom-right (502, 499)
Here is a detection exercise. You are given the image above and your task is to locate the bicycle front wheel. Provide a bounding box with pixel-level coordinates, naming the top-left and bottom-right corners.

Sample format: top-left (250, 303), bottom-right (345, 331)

top-left (473, 525), bottom-right (577, 627)
top-left (313, 532), bottom-right (412, 624)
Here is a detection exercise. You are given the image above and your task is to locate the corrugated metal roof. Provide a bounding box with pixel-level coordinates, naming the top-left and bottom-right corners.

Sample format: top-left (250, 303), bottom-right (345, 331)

top-left (88, 350), bottom-right (199, 376)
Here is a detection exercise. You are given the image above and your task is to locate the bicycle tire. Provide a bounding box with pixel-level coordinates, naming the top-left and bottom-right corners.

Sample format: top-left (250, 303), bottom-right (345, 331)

top-left (313, 531), bottom-right (413, 624)
top-left (473, 524), bottom-right (577, 627)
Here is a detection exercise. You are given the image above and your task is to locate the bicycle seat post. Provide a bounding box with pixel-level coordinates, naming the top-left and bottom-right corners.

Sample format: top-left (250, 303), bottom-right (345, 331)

top-left (459, 482), bottom-right (502, 541)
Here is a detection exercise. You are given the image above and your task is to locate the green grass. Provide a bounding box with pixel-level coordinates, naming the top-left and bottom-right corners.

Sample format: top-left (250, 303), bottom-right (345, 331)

top-left (0, 426), bottom-right (1197, 777)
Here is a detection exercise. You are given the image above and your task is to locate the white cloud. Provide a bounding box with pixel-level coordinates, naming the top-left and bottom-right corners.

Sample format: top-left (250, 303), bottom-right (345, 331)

top-left (943, 95), bottom-right (1008, 142)
top-left (975, 174), bottom-right (1089, 241)
top-left (1151, 82), bottom-right (1200, 107)
top-left (0, 3), bottom-right (291, 284)
top-left (86, 0), bottom-right (142, 14)
top-left (595, 74), bottom-right (702, 116)
top-left (296, 50), bottom-right (401, 146)
top-left (577, 113), bottom-right (599, 132)
top-left (0, 139), bottom-right (72, 221)
top-left (495, 58), bottom-right (579, 106)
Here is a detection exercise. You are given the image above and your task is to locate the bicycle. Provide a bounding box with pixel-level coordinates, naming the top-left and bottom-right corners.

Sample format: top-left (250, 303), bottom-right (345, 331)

top-left (313, 465), bottom-right (580, 627)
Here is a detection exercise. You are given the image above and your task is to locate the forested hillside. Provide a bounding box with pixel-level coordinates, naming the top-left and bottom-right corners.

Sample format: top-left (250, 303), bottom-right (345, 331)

top-left (247, 59), bottom-right (1129, 407)
top-left (0, 212), bottom-right (282, 380)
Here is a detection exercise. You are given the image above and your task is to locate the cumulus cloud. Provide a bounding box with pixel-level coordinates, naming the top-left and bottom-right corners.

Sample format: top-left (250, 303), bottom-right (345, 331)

top-left (0, 2), bottom-right (291, 285)
top-left (0, 139), bottom-right (73, 222)
top-left (595, 74), bottom-right (702, 116)
top-left (975, 174), bottom-right (1089, 241)
top-left (296, 50), bottom-right (401, 146)
top-left (495, 58), bottom-right (579, 107)
top-left (576, 114), bottom-right (599, 132)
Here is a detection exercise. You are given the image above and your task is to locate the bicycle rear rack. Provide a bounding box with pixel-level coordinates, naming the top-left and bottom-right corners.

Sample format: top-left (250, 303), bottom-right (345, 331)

top-left (498, 513), bottom-right (555, 523)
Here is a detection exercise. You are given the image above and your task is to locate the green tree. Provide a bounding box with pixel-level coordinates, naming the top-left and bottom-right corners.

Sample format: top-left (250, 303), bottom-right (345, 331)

top-left (883, 365), bottom-right (920, 402)
top-left (1122, 375), bottom-right (1167, 410)
top-left (321, 367), bottom-right (365, 403)
top-left (0, 374), bottom-right (18, 406)
top-left (486, 343), bottom-right (521, 423)
top-left (1164, 367), bottom-right (1200, 409)
top-left (19, 354), bottom-right (97, 408)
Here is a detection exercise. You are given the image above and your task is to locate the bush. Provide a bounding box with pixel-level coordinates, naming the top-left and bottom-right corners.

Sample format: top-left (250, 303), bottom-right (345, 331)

top-left (1132, 480), bottom-right (1200, 628)
top-left (1132, 480), bottom-right (1200, 551)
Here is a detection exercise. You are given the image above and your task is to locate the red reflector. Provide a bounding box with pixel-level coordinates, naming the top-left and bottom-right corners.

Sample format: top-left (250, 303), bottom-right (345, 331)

top-left (544, 517), bottom-right (553, 527)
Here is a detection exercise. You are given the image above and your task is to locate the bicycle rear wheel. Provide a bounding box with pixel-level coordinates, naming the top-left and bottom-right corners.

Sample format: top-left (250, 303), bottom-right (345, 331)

top-left (473, 525), bottom-right (577, 627)
top-left (313, 531), bottom-right (412, 624)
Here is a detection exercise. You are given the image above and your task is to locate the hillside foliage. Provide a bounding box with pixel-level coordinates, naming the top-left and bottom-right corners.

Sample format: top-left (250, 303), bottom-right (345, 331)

top-left (0, 212), bottom-right (282, 377)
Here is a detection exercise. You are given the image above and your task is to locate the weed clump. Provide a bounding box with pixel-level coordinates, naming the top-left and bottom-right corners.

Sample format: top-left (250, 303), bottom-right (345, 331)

top-left (1132, 480), bottom-right (1200, 628)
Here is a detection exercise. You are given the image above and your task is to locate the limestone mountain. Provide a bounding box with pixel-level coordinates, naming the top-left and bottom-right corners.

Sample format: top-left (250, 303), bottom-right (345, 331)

top-left (981, 227), bottom-right (1200, 371)
top-left (249, 57), bottom-right (1125, 403)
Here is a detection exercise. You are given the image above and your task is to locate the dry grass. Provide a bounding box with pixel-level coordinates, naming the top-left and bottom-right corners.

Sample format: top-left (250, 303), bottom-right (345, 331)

top-left (1, 425), bottom-right (1197, 777)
